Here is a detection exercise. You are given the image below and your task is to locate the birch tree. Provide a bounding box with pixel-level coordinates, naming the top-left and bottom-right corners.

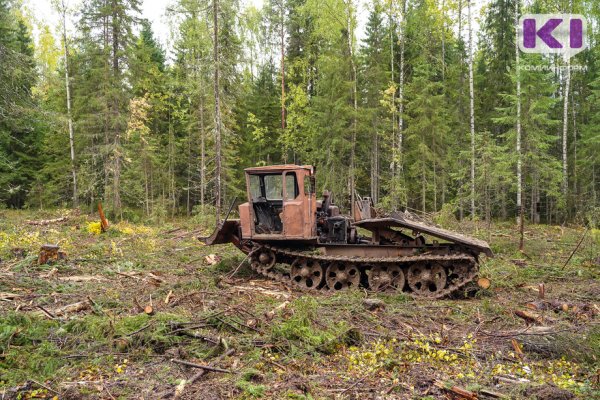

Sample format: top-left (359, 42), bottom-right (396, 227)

top-left (53, 0), bottom-right (78, 208)
top-left (213, 0), bottom-right (222, 220)
top-left (514, 0), bottom-right (523, 248)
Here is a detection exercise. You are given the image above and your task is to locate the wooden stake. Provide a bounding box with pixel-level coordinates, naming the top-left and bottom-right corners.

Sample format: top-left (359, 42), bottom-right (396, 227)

top-left (98, 202), bottom-right (109, 232)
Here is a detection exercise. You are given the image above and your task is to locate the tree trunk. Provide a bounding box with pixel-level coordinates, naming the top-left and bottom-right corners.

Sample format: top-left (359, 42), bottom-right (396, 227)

top-left (515, 0), bottom-right (522, 228)
top-left (200, 87), bottom-right (206, 210)
top-left (389, 3), bottom-right (395, 184)
top-left (280, 1), bottom-right (286, 139)
top-left (213, 0), bottom-right (222, 221)
top-left (468, 0), bottom-right (475, 219)
top-left (397, 0), bottom-right (406, 180)
top-left (571, 84), bottom-right (577, 211)
top-left (458, 0), bottom-right (463, 221)
top-left (562, 58), bottom-right (570, 201)
top-left (59, 0), bottom-right (78, 209)
top-left (111, 2), bottom-right (122, 219)
top-left (345, 0), bottom-right (357, 216)
top-left (371, 129), bottom-right (379, 203)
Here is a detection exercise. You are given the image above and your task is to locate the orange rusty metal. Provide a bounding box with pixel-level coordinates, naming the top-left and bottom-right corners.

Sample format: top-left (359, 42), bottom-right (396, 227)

top-left (240, 165), bottom-right (317, 241)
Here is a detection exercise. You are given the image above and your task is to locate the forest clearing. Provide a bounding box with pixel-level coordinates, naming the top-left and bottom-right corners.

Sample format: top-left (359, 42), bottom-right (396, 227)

top-left (1, 0), bottom-right (600, 397)
top-left (1, 209), bottom-right (598, 399)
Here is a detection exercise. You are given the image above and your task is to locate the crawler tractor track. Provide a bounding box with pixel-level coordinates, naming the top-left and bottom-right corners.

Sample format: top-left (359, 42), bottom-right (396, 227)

top-left (248, 245), bottom-right (478, 299)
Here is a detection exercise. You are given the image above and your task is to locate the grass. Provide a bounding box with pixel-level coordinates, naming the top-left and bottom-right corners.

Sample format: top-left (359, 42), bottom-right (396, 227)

top-left (0, 209), bottom-right (598, 398)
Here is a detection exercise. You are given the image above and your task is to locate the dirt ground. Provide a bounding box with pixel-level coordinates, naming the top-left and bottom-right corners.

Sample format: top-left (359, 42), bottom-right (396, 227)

top-left (0, 209), bottom-right (598, 399)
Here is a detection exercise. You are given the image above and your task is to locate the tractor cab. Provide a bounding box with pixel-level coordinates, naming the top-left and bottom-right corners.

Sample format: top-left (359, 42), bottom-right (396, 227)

top-left (238, 165), bottom-right (317, 241)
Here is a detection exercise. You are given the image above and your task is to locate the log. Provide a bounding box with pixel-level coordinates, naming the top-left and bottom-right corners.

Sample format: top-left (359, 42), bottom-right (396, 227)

top-left (58, 275), bottom-right (107, 282)
top-left (26, 217), bottom-right (67, 226)
top-left (514, 310), bottom-right (543, 324)
top-left (434, 380), bottom-right (478, 400)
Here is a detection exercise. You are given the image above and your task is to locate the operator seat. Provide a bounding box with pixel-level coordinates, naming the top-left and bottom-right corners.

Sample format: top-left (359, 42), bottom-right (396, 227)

top-left (253, 197), bottom-right (283, 233)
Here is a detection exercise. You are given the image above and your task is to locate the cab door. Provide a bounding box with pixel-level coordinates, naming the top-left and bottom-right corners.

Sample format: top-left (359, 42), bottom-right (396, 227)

top-left (282, 171), bottom-right (304, 237)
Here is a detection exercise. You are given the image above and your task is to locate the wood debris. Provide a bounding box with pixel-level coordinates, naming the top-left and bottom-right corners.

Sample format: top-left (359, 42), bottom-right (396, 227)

top-left (54, 300), bottom-right (91, 316)
top-left (38, 244), bottom-right (67, 265)
top-left (205, 254), bottom-right (219, 265)
top-left (0, 292), bottom-right (21, 301)
top-left (164, 290), bottom-right (173, 304)
top-left (26, 216), bottom-right (68, 226)
top-left (58, 275), bottom-right (107, 282)
top-left (477, 277), bottom-right (491, 289)
top-left (514, 309), bottom-right (545, 324)
top-left (231, 284), bottom-right (290, 300)
top-left (434, 380), bottom-right (478, 399)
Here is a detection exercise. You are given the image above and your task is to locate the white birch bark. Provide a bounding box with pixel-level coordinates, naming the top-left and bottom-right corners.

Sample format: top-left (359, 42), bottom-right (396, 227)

top-left (59, 0), bottom-right (78, 208)
top-left (213, 0), bottom-right (222, 221)
top-left (562, 58), bottom-right (570, 197)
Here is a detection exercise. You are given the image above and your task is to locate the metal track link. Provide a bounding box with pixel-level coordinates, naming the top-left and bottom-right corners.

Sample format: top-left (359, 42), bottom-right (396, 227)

top-left (248, 244), bottom-right (479, 299)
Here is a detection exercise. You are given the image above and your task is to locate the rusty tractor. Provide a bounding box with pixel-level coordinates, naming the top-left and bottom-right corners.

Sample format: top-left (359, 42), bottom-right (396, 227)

top-left (203, 165), bottom-right (492, 298)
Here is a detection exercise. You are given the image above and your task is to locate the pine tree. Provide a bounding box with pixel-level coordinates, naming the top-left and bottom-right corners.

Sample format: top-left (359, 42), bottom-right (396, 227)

top-left (0, 4), bottom-right (42, 208)
top-left (77, 0), bottom-right (141, 218)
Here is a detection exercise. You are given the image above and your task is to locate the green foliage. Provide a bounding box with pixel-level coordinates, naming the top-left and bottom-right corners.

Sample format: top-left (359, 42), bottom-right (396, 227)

top-left (0, 313), bottom-right (62, 383)
top-left (0, 0), bottom-right (599, 223)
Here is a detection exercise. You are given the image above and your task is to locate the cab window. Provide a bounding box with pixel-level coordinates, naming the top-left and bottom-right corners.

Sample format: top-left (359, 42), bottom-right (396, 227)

top-left (249, 175), bottom-right (262, 200)
top-left (264, 174), bottom-right (283, 200)
top-left (284, 173), bottom-right (299, 200)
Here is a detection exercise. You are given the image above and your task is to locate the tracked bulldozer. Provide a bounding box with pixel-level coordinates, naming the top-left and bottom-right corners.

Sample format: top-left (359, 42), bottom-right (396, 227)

top-left (203, 164), bottom-right (492, 298)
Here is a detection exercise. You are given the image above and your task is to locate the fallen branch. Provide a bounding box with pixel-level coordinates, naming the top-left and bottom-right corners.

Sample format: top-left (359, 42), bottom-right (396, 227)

top-left (0, 292), bottom-right (21, 301)
top-left (164, 290), bottom-right (173, 304)
top-left (58, 275), bottom-right (107, 282)
top-left (434, 380), bottom-right (478, 400)
top-left (168, 322), bottom-right (221, 345)
top-left (165, 349), bottom-right (234, 399)
top-left (494, 375), bottom-right (530, 385)
top-left (340, 375), bottom-right (369, 395)
top-left (31, 379), bottom-right (61, 396)
top-left (478, 388), bottom-right (508, 399)
top-left (562, 227), bottom-right (589, 270)
top-left (478, 326), bottom-right (572, 338)
top-left (170, 358), bottom-right (231, 373)
top-left (126, 322), bottom-right (154, 337)
top-left (37, 305), bottom-right (57, 320)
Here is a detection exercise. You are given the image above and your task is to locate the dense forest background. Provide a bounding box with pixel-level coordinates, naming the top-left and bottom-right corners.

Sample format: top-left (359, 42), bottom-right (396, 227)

top-left (0, 0), bottom-right (598, 225)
